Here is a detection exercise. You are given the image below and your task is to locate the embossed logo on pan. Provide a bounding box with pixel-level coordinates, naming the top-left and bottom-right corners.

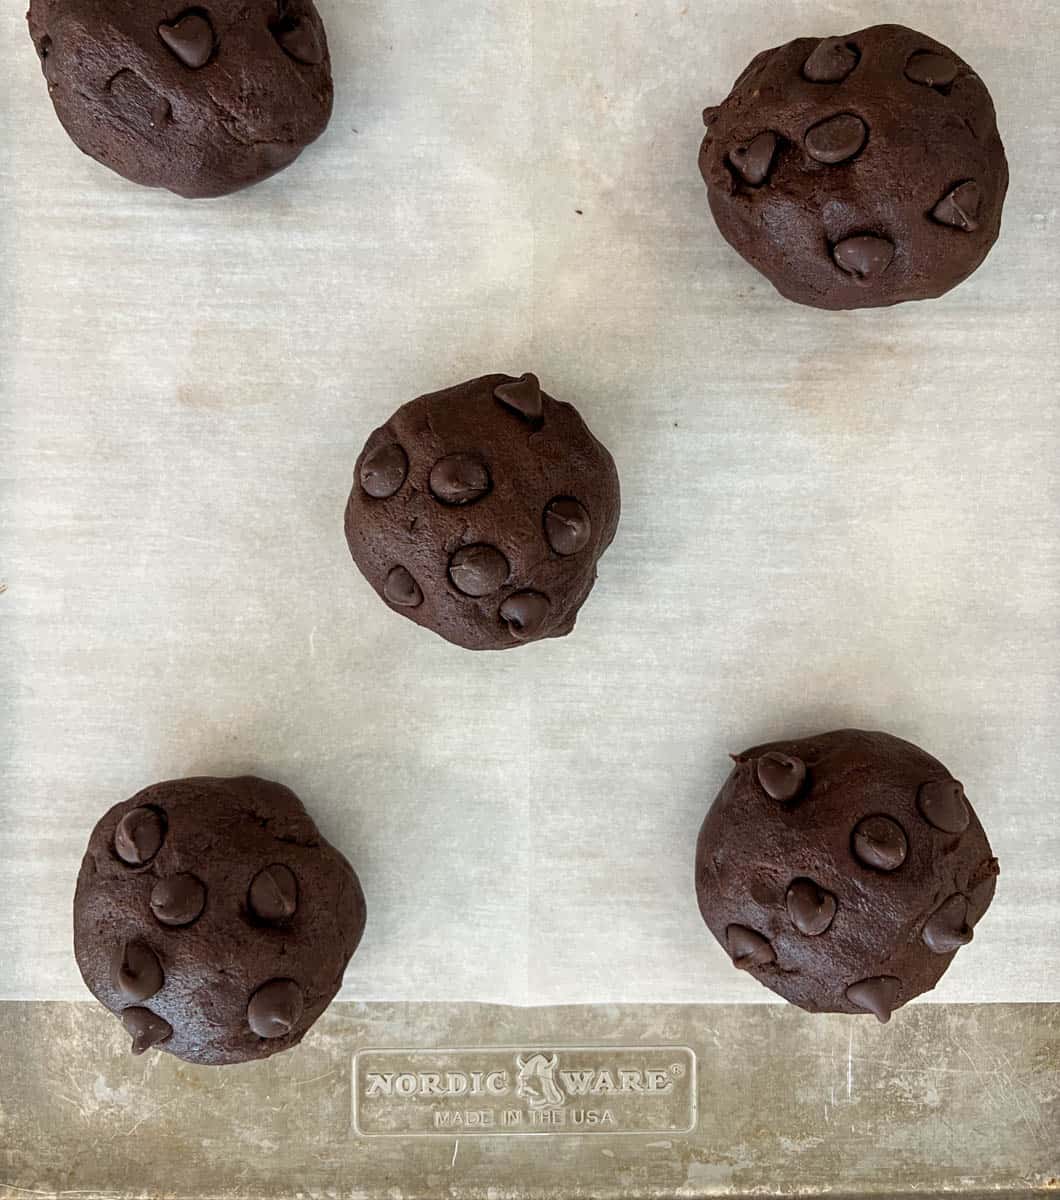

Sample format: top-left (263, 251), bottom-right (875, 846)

top-left (352, 1045), bottom-right (697, 1137)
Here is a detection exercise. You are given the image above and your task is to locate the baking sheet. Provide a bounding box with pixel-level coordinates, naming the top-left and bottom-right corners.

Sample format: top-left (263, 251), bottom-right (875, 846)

top-left (1, 0), bottom-right (1057, 1008)
top-left (5, 1001), bottom-right (1058, 1197)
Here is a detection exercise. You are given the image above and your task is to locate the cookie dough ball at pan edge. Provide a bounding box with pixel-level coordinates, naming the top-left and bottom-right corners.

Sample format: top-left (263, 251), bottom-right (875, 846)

top-left (74, 776), bottom-right (366, 1065)
top-left (695, 730), bottom-right (999, 1021)
top-left (699, 24), bottom-right (1008, 309)
top-left (27, 0), bottom-right (332, 198)
top-left (345, 373), bottom-right (621, 651)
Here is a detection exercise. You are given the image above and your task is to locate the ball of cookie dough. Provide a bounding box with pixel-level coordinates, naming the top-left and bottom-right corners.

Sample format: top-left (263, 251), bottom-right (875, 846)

top-left (27, 0), bottom-right (332, 198)
top-left (345, 373), bottom-right (621, 651)
top-left (698, 24), bottom-right (1008, 309)
top-left (74, 776), bottom-right (366, 1064)
top-left (695, 730), bottom-right (998, 1021)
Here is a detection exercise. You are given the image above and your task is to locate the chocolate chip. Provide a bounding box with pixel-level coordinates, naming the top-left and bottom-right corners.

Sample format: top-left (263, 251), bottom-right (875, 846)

top-left (756, 752), bottom-right (806, 802)
top-left (158, 12), bottom-right (216, 70)
top-left (151, 97), bottom-right (173, 127)
top-left (852, 815), bottom-right (908, 871)
top-left (905, 52), bottom-right (958, 88)
top-left (968, 860), bottom-right (999, 918)
top-left (274, 19), bottom-right (324, 65)
top-left (248, 864), bottom-right (299, 923)
top-left (150, 874), bottom-right (206, 927)
top-left (729, 131), bottom-right (778, 186)
top-left (499, 592), bottom-right (550, 640)
top-left (384, 566), bottom-right (423, 608)
top-left (917, 778), bottom-right (970, 833)
top-left (449, 545), bottom-right (510, 597)
top-left (833, 236), bottom-right (895, 278)
top-left (247, 978), bottom-right (304, 1039)
top-left (121, 1006), bottom-right (173, 1055)
top-left (846, 975), bottom-right (901, 1023)
top-left (494, 374), bottom-right (543, 423)
top-left (922, 893), bottom-right (974, 954)
top-left (112, 941), bottom-right (164, 1002)
top-left (360, 443), bottom-right (408, 499)
top-left (932, 181), bottom-right (981, 232)
top-left (105, 69), bottom-right (172, 132)
top-left (786, 878), bottom-right (838, 936)
top-left (802, 38), bottom-right (859, 83)
top-left (429, 454), bottom-right (491, 505)
top-left (805, 113), bottom-right (867, 164)
top-left (544, 498), bottom-right (592, 555)
top-left (726, 924), bottom-right (775, 970)
top-left (114, 806), bottom-right (165, 866)
top-left (37, 35), bottom-right (57, 81)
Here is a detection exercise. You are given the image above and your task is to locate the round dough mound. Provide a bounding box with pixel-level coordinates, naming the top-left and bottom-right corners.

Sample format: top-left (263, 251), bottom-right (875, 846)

top-left (27, 0), bottom-right (332, 198)
top-left (695, 730), bottom-right (998, 1021)
top-left (698, 24), bottom-right (1008, 309)
top-left (74, 776), bottom-right (366, 1065)
top-left (345, 373), bottom-right (621, 651)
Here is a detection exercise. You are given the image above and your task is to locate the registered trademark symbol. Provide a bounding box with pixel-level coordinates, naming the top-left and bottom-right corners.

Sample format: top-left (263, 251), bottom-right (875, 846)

top-left (670, 1063), bottom-right (685, 1077)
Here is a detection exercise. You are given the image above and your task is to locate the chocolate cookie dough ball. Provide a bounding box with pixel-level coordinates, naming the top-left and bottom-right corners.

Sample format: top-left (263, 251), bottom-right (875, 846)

top-left (27, 0), bottom-right (332, 198)
top-left (695, 730), bottom-right (998, 1021)
top-left (698, 25), bottom-right (1008, 308)
top-left (345, 373), bottom-right (621, 651)
top-left (74, 776), bottom-right (366, 1064)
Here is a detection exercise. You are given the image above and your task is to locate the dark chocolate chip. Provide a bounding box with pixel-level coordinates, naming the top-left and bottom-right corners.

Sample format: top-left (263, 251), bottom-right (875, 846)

top-left (499, 592), bottom-right (551, 640)
top-left (833, 236), bottom-right (895, 278)
top-left (932, 181), bottom-right (981, 232)
top-left (905, 52), bottom-right (958, 88)
top-left (275, 20), bottom-right (324, 65)
top-left (786, 878), bottom-right (838, 936)
top-left (429, 454), bottom-right (491, 505)
top-left (803, 38), bottom-right (859, 83)
top-left (121, 1006), bottom-right (173, 1055)
top-left (105, 69), bottom-right (171, 130)
top-left (756, 752), bottom-right (806, 802)
top-left (852, 815), bottom-right (908, 871)
top-left (114, 807), bottom-right (165, 866)
top-left (248, 864), bottom-right (299, 923)
top-left (922, 893), bottom-right (974, 955)
top-left (37, 37), bottom-right (57, 81)
top-left (846, 975), bottom-right (901, 1023)
top-left (544, 498), bottom-right (592, 556)
top-left (112, 942), bottom-right (164, 1003)
top-left (729, 131), bottom-right (778, 186)
top-left (360, 443), bottom-right (408, 499)
top-left (726, 924), bottom-right (776, 970)
top-left (150, 874), bottom-right (206, 927)
top-left (968, 860), bottom-right (999, 920)
top-left (158, 12), bottom-right (216, 70)
top-left (384, 566), bottom-right (423, 608)
top-left (247, 978), bottom-right (304, 1039)
top-left (494, 374), bottom-right (543, 423)
top-left (151, 96), bottom-right (173, 127)
top-left (449, 545), bottom-right (510, 597)
top-left (917, 778), bottom-right (970, 833)
top-left (805, 113), bottom-right (867, 164)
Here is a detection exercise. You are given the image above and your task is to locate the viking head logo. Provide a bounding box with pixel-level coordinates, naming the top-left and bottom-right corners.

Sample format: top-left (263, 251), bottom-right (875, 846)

top-left (515, 1053), bottom-right (564, 1109)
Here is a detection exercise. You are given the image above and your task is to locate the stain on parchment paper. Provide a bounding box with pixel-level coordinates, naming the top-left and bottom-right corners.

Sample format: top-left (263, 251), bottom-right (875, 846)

top-left (177, 383), bottom-right (228, 411)
top-left (783, 317), bottom-right (910, 434)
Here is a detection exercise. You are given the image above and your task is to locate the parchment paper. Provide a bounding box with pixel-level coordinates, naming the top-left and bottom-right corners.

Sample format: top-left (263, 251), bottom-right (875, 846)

top-left (1, 0), bottom-right (1057, 1007)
